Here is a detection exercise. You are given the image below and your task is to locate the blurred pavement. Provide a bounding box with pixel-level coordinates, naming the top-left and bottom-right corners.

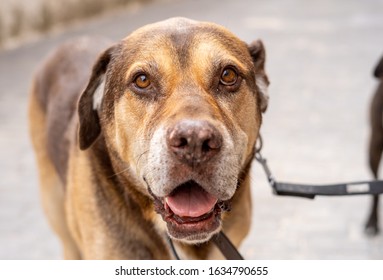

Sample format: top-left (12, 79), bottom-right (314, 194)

top-left (1, 0), bottom-right (383, 259)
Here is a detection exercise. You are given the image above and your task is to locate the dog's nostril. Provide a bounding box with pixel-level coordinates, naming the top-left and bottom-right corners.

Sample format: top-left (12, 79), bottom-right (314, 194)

top-left (202, 140), bottom-right (211, 153)
top-left (169, 136), bottom-right (188, 148)
top-left (202, 138), bottom-right (221, 153)
top-left (179, 137), bottom-right (188, 148)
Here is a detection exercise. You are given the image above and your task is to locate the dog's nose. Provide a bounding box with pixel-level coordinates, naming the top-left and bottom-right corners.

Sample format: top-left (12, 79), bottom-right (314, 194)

top-left (167, 120), bottom-right (222, 165)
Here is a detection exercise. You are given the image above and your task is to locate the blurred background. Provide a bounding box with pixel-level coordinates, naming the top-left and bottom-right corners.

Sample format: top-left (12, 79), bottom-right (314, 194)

top-left (1, 0), bottom-right (383, 259)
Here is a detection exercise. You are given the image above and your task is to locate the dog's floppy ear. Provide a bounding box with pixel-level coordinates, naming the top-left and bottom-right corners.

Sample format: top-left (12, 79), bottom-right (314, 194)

top-left (248, 40), bottom-right (269, 112)
top-left (374, 55), bottom-right (383, 78)
top-left (78, 45), bottom-right (116, 150)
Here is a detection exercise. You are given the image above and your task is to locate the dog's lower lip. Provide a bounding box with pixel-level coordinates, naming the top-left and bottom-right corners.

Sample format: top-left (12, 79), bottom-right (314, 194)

top-left (165, 204), bottom-right (221, 239)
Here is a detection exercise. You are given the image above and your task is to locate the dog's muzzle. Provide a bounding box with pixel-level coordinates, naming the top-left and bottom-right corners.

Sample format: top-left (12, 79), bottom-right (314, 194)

top-left (146, 120), bottom-right (234, 242)
top-left (143, 119), bottom-right (241, 242)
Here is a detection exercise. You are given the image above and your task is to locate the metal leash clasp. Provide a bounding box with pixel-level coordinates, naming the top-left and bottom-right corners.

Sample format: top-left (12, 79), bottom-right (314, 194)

top-left (254, 135), bottom-right (277, 193)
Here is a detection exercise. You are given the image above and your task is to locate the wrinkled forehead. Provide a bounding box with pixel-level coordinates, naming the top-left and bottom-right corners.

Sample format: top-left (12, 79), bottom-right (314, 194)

top-left (118, 18), bottom-right (253, 73)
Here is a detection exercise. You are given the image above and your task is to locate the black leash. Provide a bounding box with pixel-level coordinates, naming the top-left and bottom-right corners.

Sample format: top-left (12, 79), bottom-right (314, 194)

top-left (167, 231), bottom-right (244, 260)
top-left (167, 236), bottom-right (181, 260)
top-left (255, 135), bottom-right (383, 199)
top-left (212, 231), bottom-right (244, 260)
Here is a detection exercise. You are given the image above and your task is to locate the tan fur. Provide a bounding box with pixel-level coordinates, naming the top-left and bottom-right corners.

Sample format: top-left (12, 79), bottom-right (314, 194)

top-left (28, 82), bottom-right (81, 259)
top-left (28, 18), bottom-right (269, 259)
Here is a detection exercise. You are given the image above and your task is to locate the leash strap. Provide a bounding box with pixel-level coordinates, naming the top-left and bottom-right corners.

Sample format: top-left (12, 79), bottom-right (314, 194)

top-left (167, 236), bottom-right (181, 260)
top-left (167, 231), bottom-right (244, 260)
top-left (255, 137), bottom-right (383, 199)
top-left (212, 231), bottom-right (244, 260)
top-left (273, 180), bottom-right (383, 199)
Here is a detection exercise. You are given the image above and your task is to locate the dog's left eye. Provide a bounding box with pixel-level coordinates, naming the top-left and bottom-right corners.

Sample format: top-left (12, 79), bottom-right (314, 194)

top-left (220, 67), bottom-right (238, 86)
top-left (134, 74), bottom-right (151, 89)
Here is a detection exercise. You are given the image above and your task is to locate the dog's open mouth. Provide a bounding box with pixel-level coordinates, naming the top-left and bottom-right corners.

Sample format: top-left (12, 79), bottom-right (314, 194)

top-left (152, 180), bottom-right (230, 241)
top-left (165, 181), bottom-right (217, 219)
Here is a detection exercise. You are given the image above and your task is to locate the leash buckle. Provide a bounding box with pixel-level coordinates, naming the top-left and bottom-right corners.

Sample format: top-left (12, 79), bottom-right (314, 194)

top-left (255, 135), bottom-right (277, 192)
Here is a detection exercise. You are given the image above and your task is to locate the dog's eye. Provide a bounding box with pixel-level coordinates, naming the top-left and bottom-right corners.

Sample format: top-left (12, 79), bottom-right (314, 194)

top-left (220, 67), bottom-right (238, 86)
top-left (134, 74), bottom-right (151, 89)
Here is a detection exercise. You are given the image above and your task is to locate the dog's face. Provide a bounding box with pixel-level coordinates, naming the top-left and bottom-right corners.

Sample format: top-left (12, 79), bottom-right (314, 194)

top-left (78, 18), bottom-right (269, 243)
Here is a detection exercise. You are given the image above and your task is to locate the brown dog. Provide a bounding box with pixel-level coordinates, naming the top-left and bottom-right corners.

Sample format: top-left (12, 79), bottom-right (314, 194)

top-left (28, 18), bottom-right (269, 259)
top-left (365, 55), bottom-right (383, 235)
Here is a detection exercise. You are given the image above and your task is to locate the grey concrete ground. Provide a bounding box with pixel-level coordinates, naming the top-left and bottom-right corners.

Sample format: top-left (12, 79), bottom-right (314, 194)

top-left (1, 0), bottom-right (383, 259)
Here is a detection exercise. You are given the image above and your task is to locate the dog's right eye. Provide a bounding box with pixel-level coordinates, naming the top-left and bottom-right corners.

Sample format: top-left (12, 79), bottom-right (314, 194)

top-left (220, 67), bottom-right (238, 86)
top-left (134, 74), bottom-right (151, 89)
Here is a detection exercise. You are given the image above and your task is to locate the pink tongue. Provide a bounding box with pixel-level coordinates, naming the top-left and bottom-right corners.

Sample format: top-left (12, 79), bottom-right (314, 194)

top-left (166, 184), bottom-right (217, 218)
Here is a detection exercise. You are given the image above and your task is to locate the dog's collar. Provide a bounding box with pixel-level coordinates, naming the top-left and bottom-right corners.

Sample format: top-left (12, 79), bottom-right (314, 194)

top-left (167, 231), bottom-right (244, 260)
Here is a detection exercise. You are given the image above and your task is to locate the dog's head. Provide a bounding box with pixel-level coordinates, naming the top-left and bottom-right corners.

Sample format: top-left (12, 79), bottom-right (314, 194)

top-left (78, 18), bottom-right (269, 244)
